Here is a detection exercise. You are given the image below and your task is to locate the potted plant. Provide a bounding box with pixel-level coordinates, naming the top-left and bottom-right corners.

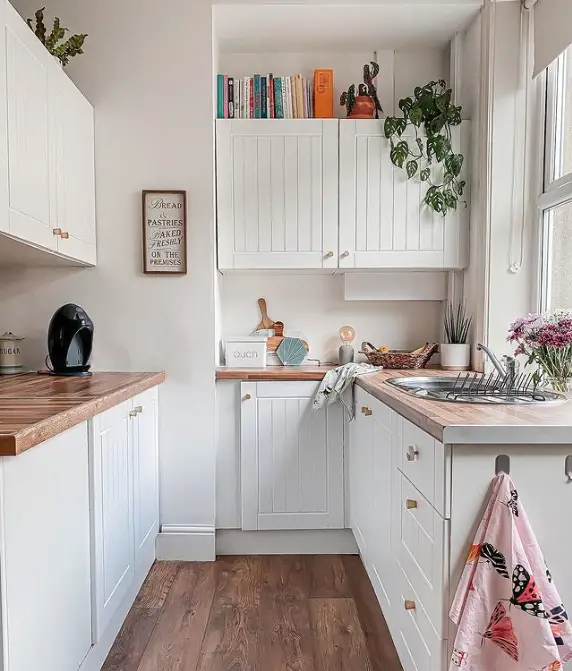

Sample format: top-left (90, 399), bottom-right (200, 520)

top-left (441, 302), bottom-right (472, 370)
top-left (27, 7), bottom-right (87, 67)
top-left (508, 309), bottom-right (572, 392)
top-left (340, 62), bottom-right (383, 119)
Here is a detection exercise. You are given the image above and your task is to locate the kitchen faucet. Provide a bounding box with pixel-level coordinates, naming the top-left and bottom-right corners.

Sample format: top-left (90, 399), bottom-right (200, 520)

top-left (477, 343), bottom-right (520, 387)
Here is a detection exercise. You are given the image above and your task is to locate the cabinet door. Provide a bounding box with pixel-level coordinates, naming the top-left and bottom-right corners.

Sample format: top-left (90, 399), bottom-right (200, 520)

top-left (132, 387), bottom-right (159, 573)
top-left (349, 387), bottom-right (373, 555)
top-left (5, 1), bottom-right (57, 249)
top-left (0, 423), bottom-right (92, 671)
top-left (241, 381), bottom-right (344, 530)
top-left (217, 119), bottom-right (338, 271)
top-left (339, 120), bottom-right (469, 270)
top-left (52, 67), bottom-right (96, 265)
top-left (90, 400), bottom-right (135, 640)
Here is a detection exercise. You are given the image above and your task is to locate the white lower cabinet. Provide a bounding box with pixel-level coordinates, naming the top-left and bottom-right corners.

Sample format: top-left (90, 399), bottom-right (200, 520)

top-left (0, 423), bottom-right (92, 671)
top-left (90, 392), bottom-right (160, 641)
top-left (240, 381), bottom-right (344, 530)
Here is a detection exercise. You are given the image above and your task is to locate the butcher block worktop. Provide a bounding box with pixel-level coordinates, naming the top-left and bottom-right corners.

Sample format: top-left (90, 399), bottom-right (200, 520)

top-left (216, 365), bottom-right (336, 381)
top-left (357, 369), bottom-right (572, 444)
top-left (0, 372), bottom-right (165, 456)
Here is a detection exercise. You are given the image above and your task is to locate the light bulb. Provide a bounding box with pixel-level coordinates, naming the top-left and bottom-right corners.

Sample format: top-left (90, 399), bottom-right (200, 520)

top-left (339, 325), bottom-right (356, 344)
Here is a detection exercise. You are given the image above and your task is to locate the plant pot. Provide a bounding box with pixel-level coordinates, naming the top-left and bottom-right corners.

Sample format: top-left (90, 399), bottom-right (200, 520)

top-left (348, 96), bottom-right (375, 119)
top-left (440, 343), bottom-right (470, 371)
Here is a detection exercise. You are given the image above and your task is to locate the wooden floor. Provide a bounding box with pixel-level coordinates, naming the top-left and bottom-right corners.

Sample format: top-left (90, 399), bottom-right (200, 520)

top-left (103, 555), bottom-right (403, 671)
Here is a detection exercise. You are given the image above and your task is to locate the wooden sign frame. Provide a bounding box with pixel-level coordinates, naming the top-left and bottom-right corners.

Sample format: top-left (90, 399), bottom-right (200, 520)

top-left (142, 190), bottom-right (187, 274)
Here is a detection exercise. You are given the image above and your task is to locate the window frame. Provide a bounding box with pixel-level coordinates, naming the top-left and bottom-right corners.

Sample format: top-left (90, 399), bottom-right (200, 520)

top-left (538, 48), bottom-right (572, 312)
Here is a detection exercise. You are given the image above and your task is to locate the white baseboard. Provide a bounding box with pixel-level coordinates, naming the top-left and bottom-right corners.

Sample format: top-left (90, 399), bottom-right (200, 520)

top-left (216, 529), bottom-right (358, 555)
top-left (80, 551), bottom-right (155, 671)
top-left (156, 525), bottom-right (216, 561)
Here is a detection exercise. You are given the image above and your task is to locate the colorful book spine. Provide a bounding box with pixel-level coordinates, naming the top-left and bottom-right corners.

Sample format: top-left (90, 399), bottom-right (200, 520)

top-left (302, 78), bottom-right (308, 119)
top-left (290, 76), bottom-right (297, 118)
top-left (228, 77), bottom-right (234, 119)
top-left (268, 74), bottom-right (274, 118)
top-left (261, 76), bottom-right (267, 118)
top-left (223, 75), bottom-right (229, 119)
top-left (313, 69), bottom-right (334, 118)
top-left (249, 77), bottom-right (254, 118)
top-left (281, 78), bottom-right (288, 118)
top-left (243, 77), bottom-right (249, 118)
top-left (217, 74), bottom-right (224, 119)
top-left (253, 74), bottom-right (261, 119)
top-left (274, 77), bottom-right (284, 119)
top-left (296, 75), bottom-right (305, 119)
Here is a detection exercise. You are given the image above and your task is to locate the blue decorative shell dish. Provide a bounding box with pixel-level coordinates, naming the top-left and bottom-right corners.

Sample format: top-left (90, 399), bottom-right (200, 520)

top-left (276, 337), bottom-right (307, 366)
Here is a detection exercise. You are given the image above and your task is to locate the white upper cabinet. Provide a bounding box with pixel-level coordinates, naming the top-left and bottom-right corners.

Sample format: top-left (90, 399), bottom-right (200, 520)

top-left (339, 120), bottom-right (470, 270)
top-left (216, 119), bottom-right (339, 271)
top-left (4, 1), bottom-right (56, 250)
top-left (215, 119), bottom-right (470, 272)
top-left (0, 1), bottom-right (96, 265)
top-left (51, 67), bottom-right (96, 265)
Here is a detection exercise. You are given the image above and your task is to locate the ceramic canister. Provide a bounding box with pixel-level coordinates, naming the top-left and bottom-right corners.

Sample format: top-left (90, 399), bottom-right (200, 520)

top-left (0, 332), bottom-right (24, 375)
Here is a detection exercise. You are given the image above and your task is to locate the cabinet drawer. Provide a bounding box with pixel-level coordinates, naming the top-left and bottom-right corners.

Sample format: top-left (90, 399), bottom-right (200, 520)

top-left (397, 416), bottom-right (448, 515)
top-left (393, 472), bottom-right (448, 637)
top-left (394, 564), bottom-right (447, 671)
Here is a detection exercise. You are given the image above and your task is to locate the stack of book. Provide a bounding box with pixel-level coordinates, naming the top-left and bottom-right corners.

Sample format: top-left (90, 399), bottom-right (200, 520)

top-left (217, 74), bottom-right (314, 119)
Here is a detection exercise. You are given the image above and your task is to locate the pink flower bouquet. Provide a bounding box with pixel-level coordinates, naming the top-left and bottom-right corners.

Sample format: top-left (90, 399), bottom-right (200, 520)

top-left (508, 309), bottom-right (572, 392)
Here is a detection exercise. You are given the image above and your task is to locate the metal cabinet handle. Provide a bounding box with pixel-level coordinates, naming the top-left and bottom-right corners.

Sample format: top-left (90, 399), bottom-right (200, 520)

top-left (324, 251), bottom-right (334, 259)
top-left (406, 445), bottom-right (420, 462)
top-left (361, 406), bottom-right (372, 416)
top-left (129, 410), bottom-right (138, 418)
top-left (340, 251), bottom-right (349, 258)
top-left (134, 406), bottom-right (143, 414)
top-left (53, 228), bottom-right (62, 236)
top-left (404, 600), bottom-right (416, 611)
top-left (406, 499), bottom-right (418, 509)
top-left (60, 231), bottom-right (70, 239)
top-left (243, 393), bottom-right (251, 401)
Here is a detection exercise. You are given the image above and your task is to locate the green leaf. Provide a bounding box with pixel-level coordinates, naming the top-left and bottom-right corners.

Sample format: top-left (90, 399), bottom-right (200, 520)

top-left (443, 190), bottom-right (458, 211)
top-left (384, 118), bottom-right (396, 138)
top-left (390, 141), bottom-right (409, 169)
top-left (420, 167), bottom-right (431, 182)
top-left (398, 97), bottom-right (413, 114)
top-left (416, 137), bottom-right (424, 155)
top-left (443, 172), bottom-right (454, 185)
top-left (409, 106), bottom-right (423, 127)
top-left (457, 179), bottom-right (466, 196)
top-left (445, 153), bottom-right (463, 177)
top-left (406, 160), bottom-right (419, 179)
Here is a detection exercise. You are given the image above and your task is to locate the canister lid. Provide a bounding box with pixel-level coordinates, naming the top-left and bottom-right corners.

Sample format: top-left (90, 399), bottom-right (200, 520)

top-left (0, 332), bottom-right (24, 341)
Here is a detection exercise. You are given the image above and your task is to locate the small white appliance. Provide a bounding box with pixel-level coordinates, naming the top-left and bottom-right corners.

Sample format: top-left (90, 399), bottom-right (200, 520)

top-left (225, 336), bottom-right (267, 368)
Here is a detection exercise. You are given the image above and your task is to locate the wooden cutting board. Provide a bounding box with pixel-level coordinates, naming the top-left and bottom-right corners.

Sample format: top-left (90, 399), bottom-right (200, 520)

top-left (267, 322), bottom-right (309, 353)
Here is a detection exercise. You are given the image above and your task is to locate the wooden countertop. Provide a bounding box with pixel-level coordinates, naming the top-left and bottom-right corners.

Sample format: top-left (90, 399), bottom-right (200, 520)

top-left (216, 365), bottom-right (336, 381)
top-left (0, 372), bottom-right (165, 456)
top-left (357, 369), bottom-right (572, 444)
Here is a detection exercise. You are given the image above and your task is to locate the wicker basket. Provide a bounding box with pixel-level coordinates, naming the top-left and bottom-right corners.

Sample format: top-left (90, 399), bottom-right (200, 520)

top-left (360, 342), bottom-right (438, 369)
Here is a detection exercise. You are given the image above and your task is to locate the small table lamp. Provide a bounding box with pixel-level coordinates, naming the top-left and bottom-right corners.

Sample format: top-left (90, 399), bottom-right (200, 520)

top-left (338, 325), bottom-right (356, 365)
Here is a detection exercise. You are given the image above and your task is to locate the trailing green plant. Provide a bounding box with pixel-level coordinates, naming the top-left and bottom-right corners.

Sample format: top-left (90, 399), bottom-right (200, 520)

top-left (340, 61), bottom-right (383, 118)
top-left (27, 7), bottom-right (87, 67)
top-left (444, 302), bottom-right (472, 344)
top-left (384, 80), bottom-right (465, 216)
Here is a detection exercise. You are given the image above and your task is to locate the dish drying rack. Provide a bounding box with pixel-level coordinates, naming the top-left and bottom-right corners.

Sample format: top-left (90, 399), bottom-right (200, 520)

top-left (444, 372), bottom-right (562, 404)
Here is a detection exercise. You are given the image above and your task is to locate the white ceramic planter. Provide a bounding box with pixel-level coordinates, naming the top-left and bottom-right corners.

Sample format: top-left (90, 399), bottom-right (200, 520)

top-left (440, 343), bottom-right (471, 371)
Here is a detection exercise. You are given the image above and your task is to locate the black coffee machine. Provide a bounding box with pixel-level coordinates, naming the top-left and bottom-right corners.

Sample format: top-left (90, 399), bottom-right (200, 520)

top-left (47, 304), bottom-right (94, 377)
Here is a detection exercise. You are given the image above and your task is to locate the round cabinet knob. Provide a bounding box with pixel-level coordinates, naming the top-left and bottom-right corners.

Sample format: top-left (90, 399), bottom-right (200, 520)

top-left (53, 228), bottom-right (62, 236)
top-left (243, 393), bottom-right (252, 401)
top-left (406, 445), bottom-right (420, 462)
top-left (340, 251), bottom-right (350, 258)
top-left (324, 251), bottom-right (334, 259)
top-left (60, 231), bottom-right (70, 239)
top-left (404, 600), bottom-right (416, 611)
top-left (406, 499), bottom-right (418, 510)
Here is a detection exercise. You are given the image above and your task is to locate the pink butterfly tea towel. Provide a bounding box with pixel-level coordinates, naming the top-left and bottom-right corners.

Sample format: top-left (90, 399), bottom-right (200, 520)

top-left (449, 472), bottom-right (572, 671)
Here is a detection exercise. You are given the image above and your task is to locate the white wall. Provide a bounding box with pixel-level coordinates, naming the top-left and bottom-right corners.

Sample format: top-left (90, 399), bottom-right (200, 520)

top-left (219, 274), bottom-right (442, 362)
top-left (5, 0), bottom-right (217, 551)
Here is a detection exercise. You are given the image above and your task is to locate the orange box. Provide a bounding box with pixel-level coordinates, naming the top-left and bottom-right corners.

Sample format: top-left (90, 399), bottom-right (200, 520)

top-left (313, 69), bottom-right (334, 118)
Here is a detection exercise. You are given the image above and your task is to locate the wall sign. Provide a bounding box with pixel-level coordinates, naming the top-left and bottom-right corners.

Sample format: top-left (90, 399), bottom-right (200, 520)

top-left (142, 190), bottom-right (187, 274)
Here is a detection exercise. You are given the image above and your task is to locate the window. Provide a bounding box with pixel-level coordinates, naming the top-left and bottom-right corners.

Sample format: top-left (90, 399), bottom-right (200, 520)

top-left (540, 45), bottom-right (572, 311)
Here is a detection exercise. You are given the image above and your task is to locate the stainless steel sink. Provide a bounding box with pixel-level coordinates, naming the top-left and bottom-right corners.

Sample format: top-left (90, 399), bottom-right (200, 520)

top-left (386, 375), bottom-right (566, 405)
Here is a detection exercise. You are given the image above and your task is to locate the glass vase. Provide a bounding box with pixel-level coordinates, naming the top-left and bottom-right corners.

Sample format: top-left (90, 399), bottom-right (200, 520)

top-left (546, 376), bottom-right (572, 394)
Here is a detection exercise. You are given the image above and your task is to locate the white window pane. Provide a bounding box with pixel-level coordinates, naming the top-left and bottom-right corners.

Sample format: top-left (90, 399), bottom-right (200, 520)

top-left (551, 46), bottom-right (572, 182)
top-left (546, 199), bottom-right (572, 309)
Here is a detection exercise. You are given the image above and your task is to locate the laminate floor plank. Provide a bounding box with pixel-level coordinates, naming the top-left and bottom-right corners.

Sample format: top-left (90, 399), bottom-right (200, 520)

top-left (214, 555), bottom-right (263, 607)
top-left (343, 556), bottom-right (403, 671)
top-left (259, 555), bottom-right (316, 671)
top-left (308, 555), bottom-right (352, 598)
top-left (310, 598), bottom-right (373, 671)
top-left (102, 607), bottom-right (160, 671)
top-left (137, 562), bottom-right (218, 671)
top-left (134, 561), bottom-right (180, 611)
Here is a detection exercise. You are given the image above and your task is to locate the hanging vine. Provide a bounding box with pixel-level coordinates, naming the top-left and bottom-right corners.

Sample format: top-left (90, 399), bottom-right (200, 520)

top-left (383, 80), bottom-right (466, 216)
